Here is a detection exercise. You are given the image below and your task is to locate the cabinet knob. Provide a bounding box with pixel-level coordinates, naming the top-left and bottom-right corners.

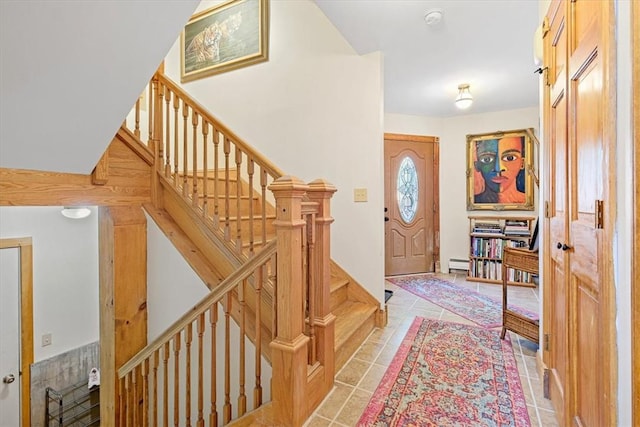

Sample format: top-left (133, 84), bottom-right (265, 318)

top-left (557, 242), bottom-right (562, 249)
top-left (562, 244), bottom-right (572, 251)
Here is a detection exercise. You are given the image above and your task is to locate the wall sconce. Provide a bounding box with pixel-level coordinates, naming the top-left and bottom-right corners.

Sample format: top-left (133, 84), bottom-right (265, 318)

top-left (455, 84), bottom-right (473, 110)
top-left (61, 207), bottom-right (92, 219)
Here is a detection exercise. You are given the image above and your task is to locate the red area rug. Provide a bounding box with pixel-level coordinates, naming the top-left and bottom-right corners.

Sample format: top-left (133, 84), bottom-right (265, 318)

top-left (386, 275), bottom-right (538, 329)
top-left (358, 318), bottom-right (531, 427)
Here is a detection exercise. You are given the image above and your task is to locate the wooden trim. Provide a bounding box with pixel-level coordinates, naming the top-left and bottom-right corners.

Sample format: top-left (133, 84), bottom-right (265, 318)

top-left (632, 0), bottom-right (640, 423)
top-left (383, 132), bottom-right (440, 272)
top-left (601, 2), bottom-right (618, 425)
top-left (0, 237), bottom-right (33, 427)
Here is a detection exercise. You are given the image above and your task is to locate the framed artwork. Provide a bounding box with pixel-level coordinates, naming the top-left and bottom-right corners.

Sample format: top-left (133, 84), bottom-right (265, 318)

top-left (181, 0), bottom-right (269, 83)
top-left (466, 128), bottom-right (535, 211)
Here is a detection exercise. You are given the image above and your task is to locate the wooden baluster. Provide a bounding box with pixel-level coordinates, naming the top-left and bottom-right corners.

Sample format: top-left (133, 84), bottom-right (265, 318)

top-left (238, 278), bottom-right (247, 417)
top-left (153, 350), bottom-right (159, 427)
top-left (173, 95), bottom-right (180, 186)
top-left (134, 97), bottom-right (141, 138)
top-left (185, 324), bottom-right (192, 427)
top-left (191, 111), bottom-right (199, 209)
top-left (202, 122), bottom-right (209, 220)
top-left (173, 333), bottom-right (181, 427)
top-left (223, 293), bottom-right (232, 424)
top-left (223, 137), bottom-right (231, 241)
top-left (235, 147), bottom-right (243, 252)
top-left (119, 378), bottom-right (126, 427)
top-left (127, 372), bottom-right (133, 427)
top-left (260, 169), bottom-right (268, 246)
top-left (142, 359), bottom-right (149, 427)
top-left (163, 343), bottom-right (170, 427)
top-left (247, 157), bottom-right (255, 255)
top-left (148, 81), bottom-right (154, 146)
top-left (212, 127), bottom-right (220, 227)
top-left (182, 104), bottom-right (189, 197)
top-left (149, 75), bottom-right (157, 149)
top-left (253, 264), bottom-right (263, 408)
top-left (164, 86), bottom-right (172, 177)
top-left (197, 313), bottom-right (205, 427)
top-left (156, 82), bottom-right (164, 170)
top-left (307, 212), bottom-right (317, 365)
top-left (209, 305), bottom-right (218, 427)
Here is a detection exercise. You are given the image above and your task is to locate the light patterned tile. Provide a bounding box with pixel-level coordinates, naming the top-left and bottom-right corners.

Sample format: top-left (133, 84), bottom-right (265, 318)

top-left (334, 388), bottom-right (372, 426)
top-left (358, 363), bottom-right (387, 392)
top-left (315, 382), bottom-right (354, 420)
top-left (336, 358), bottom-right (370, 386)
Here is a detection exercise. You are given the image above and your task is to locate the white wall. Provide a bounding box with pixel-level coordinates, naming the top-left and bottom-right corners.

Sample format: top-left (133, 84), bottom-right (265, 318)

top-left (386, 107), bottom-right (539, 273)
top-left (0, 207), bottom-right (99, 362)
top-left (163, 0), bottom-right (386, 302)
top-left (614, 0), bottom-right (633, 424)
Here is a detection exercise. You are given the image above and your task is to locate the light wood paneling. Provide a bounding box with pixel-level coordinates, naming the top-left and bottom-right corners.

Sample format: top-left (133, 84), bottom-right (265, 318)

top-left (99, 206), bottom-right (147, 425)
top-left (0, 129), bottom-right (151, 207)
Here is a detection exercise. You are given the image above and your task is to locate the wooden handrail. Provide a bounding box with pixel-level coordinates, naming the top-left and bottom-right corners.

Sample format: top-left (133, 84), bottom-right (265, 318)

top-left (156, 74), bottom-right (284, 180)
top-left (118, 239), bottom-right (277, 378)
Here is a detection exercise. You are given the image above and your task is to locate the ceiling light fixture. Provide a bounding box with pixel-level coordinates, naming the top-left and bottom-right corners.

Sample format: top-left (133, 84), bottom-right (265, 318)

top-left (455, 84), bottom-right (473, 109)
top-left (61, 207), bottom-right (92, 219)
top-left (424, 9), bottom-right (443, 26)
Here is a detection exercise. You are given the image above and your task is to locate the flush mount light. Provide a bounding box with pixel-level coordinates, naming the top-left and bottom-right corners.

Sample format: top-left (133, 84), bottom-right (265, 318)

top-left (455, 83), bottom-right (473, 109)
top-left (424, 9), bottom-right (443, 26)
top-left (61, 207), bottom-right (91, 219)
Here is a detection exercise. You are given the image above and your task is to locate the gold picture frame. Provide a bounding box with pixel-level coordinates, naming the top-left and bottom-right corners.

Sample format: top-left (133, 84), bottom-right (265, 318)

top-left (180, 0), bottom-right (269, 83)
top-left (466, 128), bottom-right (535, 211)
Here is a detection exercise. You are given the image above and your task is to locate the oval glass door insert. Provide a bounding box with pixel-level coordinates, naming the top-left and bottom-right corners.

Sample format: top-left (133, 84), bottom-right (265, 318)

top-left (396, 156), bottom-right (418, 223)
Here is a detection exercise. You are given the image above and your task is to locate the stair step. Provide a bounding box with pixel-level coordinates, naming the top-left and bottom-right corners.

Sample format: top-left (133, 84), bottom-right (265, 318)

top-left (333, 300), bottom-right (377, 372)
top-left (329, 277), bottom-right (350, 312)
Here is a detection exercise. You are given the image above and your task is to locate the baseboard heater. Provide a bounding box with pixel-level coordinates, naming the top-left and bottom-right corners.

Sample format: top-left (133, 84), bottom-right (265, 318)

top-left (448, 258), bottom-right (470, 272)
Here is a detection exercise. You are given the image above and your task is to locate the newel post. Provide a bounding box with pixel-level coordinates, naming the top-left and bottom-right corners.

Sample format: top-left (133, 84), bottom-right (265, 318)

top-left (306, 179), bottom-right (337, 381)
top-left (268, 176), bottom-right (310, 426)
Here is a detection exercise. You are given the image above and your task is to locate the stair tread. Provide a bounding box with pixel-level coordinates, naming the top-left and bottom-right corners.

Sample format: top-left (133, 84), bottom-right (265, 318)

top-left (330, 276), bottom-right (349, 293)
top-left (333, 300), bottom-right (377, 349)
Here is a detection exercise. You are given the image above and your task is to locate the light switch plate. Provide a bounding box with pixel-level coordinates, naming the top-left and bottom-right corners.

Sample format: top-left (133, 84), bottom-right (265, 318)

top-left (354, 188), bottom-right (368, 202)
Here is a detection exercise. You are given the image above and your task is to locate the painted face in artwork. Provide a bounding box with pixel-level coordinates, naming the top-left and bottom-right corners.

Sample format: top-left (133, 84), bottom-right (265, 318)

top-left (475, 137), bottom-right (524, 195)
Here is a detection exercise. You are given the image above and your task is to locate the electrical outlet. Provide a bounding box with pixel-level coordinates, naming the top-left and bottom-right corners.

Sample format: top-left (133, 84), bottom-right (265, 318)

top-left (42, 333), bottom-right (52, 347)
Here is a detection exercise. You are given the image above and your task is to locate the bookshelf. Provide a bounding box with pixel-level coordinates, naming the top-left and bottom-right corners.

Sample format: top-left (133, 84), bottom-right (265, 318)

top-left (468, 216), bottom-right (536, 287)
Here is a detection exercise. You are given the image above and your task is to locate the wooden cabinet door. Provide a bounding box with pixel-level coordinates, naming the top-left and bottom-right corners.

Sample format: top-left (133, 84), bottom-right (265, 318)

top-left (543, 0), bottom-right (616, 425)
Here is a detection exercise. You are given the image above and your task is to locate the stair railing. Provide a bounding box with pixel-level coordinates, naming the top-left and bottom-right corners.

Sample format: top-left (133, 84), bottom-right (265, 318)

top-left (117, 240), bottom-right (277, 426)
top-left (123, 74), bottom-right (338, 425)
top-left (127, 72), bottom-right (285, 259)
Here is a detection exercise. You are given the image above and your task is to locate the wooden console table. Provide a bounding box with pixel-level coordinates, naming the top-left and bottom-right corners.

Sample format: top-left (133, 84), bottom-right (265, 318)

top-left (500, 247), bottom-right (539, 344)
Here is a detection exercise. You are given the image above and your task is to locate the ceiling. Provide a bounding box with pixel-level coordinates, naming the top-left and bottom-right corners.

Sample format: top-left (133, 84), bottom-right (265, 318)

top-left (314, 0), bottom-right (543, 117)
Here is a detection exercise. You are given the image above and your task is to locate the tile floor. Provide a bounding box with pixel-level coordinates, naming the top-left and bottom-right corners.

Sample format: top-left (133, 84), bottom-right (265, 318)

top-left (304, 272), bottom-right (558, 427)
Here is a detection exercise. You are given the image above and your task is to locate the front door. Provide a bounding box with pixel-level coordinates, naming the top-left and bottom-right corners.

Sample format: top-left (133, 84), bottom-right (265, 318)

top-left (0, 247), bottom-right (21, 427)
top-left (384, 134), bottom-right (439, 276)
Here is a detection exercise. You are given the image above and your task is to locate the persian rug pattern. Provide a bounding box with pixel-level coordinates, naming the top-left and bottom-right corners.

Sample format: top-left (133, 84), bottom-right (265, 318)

top-left (358, 318), bottom-right (531, 427)
top-left (386, 275), bottom-right (538, 328)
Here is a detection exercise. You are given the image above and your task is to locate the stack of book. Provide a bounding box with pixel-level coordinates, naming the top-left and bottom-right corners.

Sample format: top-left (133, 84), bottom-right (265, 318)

top-left (503, 220), bottom-right (530, 236)
top-left (472, 221), bottom-right (502, 234)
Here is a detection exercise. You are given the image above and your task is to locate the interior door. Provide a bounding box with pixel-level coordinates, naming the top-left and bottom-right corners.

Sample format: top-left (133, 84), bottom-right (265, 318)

top-left (384, 134), bottom-right (439, 276)
top-left (543, 0), bottom-right (615, 425)
top-left (0, 247), bottom-right (21, 427)
top-left (544, 0), bottom-right (569, 422)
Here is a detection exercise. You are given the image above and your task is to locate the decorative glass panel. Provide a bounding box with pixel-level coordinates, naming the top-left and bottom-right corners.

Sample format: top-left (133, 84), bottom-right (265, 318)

top-left (396, 156), bottom-right (418, 223)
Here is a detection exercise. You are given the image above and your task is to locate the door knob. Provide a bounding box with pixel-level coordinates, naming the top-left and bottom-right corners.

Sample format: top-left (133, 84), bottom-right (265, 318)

top-left (3, 374), bottom-right (15, 384)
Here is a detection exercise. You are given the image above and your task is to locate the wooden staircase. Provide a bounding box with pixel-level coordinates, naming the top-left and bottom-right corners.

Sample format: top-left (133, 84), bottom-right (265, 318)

top-left (114, 71), bottom-right (383, 425)
top-left (185, 170), bottom-right (381, 373)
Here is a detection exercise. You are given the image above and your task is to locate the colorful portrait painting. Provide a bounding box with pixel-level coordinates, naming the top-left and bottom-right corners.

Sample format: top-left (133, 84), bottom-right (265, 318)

top-left (467, 129), bottom-right (535, 211)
